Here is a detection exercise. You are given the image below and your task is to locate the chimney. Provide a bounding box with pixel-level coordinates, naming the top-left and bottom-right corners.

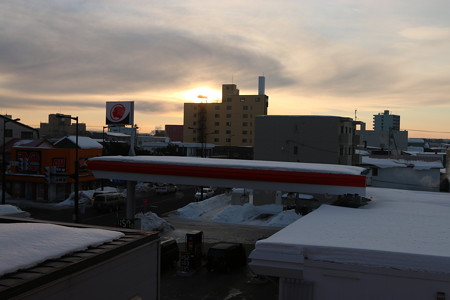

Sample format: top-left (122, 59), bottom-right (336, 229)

top-left (258, 76), bottom-right (265, 95)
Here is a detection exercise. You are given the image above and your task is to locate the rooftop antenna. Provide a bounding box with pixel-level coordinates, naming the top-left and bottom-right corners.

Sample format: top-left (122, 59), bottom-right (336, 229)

top-left (354, 109), bottom-right (357, 121)
top-left (231, 75), bottom-right (234, 84)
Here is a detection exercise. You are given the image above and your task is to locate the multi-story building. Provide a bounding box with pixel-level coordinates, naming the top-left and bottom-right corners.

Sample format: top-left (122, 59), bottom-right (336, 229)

top-left (254, 115), bottom-right (359, 165)
top-left (183, 77), bottom-right (269, 148)
top-left (1, 115), bottom-right (39, 147)
top-left (373, 110), bottom-right (400, 131)
top-left (40, 113), bottom-right (87, 138)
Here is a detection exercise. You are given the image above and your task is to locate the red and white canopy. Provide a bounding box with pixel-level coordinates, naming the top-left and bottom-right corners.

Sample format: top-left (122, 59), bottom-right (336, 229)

top-left (87, 156), bottom-right (367, 196)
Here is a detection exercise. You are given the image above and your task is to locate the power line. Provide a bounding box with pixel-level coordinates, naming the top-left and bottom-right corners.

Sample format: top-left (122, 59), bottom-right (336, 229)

top-left (404, 129), bottom-right (450, 134)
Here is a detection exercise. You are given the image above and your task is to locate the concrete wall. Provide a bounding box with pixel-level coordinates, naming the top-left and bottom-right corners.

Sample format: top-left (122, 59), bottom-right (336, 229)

top-left (358, 130), bottom-right (408, 153)
top-left (255, 116), bottom-right (355, 165)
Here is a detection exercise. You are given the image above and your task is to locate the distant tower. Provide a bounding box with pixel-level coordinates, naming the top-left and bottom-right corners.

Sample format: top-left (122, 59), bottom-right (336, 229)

top-left (373, 110), bottom-right (400, 131)
top-left (258, 76), bottom-right (265, 95)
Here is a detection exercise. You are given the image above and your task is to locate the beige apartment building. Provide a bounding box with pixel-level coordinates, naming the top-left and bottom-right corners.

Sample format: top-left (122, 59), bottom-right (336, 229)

top-left (183, 77), bottom-right (269, 148)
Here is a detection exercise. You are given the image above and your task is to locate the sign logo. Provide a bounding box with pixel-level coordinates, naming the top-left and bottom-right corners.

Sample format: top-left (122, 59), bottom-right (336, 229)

top-left (106, 101), bottom-right (134, 125)
top-left (110, 104), bottom-right (126, 122)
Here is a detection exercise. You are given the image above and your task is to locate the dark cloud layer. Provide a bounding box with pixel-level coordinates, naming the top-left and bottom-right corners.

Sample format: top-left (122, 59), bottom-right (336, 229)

top-left (0, 2), bottom-right (293, 99)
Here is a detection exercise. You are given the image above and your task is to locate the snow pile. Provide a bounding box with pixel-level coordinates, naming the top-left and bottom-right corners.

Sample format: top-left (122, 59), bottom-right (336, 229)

top-left (0, 223), bottom-right (124, 276)
top-left (175, 194), bottom-right (301, 228)
top-left (136, 211), bottom-right (174, 233)
top-left (176, 194), bottom-right (232, 219)
top-left (0, 205), bottom-right (29, 217)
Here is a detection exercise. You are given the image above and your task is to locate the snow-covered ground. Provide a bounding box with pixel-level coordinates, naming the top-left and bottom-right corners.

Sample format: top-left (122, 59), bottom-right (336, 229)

top-left (138, 193), bottom-right (302, 232)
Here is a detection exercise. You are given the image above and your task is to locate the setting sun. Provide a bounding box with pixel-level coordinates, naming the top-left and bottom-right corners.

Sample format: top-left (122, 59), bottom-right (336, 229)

top-left (180, 88), bottom-right (222, 103)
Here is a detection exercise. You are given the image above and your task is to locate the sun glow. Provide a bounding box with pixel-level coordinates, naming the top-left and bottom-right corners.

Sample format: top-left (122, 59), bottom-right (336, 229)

top-left (180, 88), bottom-right (222, 103)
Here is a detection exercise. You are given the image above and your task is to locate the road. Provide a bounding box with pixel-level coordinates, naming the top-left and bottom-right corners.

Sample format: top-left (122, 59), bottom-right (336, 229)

top-left (23, 185), bottom-right (201, 227)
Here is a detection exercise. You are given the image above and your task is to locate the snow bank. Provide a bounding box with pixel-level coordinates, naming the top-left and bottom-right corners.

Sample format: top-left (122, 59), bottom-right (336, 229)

top-left (136, 211), bottom-right (174, 233)
top-left (175, 194), bottom-right (301, 227)
top-left (0, 223), bottom-right (124, 276)
top-left (0, 205), bottom-right (29, 217)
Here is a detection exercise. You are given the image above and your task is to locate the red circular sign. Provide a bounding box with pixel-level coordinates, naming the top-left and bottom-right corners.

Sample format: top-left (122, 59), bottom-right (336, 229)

top-left (109, 104), bottom-right (127, 121)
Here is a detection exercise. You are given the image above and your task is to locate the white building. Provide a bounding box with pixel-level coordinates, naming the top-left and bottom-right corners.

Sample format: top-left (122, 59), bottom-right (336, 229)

top-left (362, 155), bottom-right (443, 192)
top-left (249, 187), bottom-right (450, 300)
top-left (373, 110), bottom-right (400, 131)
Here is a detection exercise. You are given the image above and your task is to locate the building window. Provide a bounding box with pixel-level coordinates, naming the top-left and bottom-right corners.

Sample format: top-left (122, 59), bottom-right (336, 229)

top-left (243, 106), bottom-right (249, 110)
top-left (227, 106), bottom-right (232, 110)
top-left (4, 129), bottom-right (12, 138)
top-left (255, 97), bottom-right (260, 102)
top-left (227, 98), bottom-right (232, 102)
top-left (293, 146), bottom-right (298, 155)
top-left (243, 114), bottom-right (249, 118)
top-left (243, 122), bottom-right (248, 127)
top-left (215, 105), bottom-right (220, 110)
top-left (242, 138), bottom-right (248, 143)
top-left (214, 138), bottom-right (220, 142)
top-left (214, 130), bottom-right (220, 134)
top-left (225, 138), bottom-right (231, 143)
top-left (193, 121), bottom-right (197, 126)
top-left (242, 130), bottom-right (248, 134)
top-left (193, 113), bottom-right (197, 118)
top-left (226, 114), bottom-right (231, 118)
top-left (240, 98), bottom-right (245, 102)
top-left (215, 114), bottom-right (220, 118)
top-left (226, 122), bottom-right (231, 126)
top-left (214, 122), bottom-right (220, 126)
top-left (226, 130), bottom-right (231, 134)
top-left (193, 137), bottom-right (197, 142)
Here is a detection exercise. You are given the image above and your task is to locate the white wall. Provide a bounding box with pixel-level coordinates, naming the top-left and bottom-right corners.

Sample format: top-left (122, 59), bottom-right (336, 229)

top-left (371, 167), bottom-right (441, 192)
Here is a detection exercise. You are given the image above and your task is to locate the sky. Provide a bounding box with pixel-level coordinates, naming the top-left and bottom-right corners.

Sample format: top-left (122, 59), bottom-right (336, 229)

top-left (1, 1), bottom-right (450, 138)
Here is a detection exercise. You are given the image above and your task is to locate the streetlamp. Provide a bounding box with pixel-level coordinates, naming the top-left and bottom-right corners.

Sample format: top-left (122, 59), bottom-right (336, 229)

top-left (2, 117), bottom-right (20, 204)
top-left (102, 126), bottom-right (108, 143)
top-left (55, 114), bottom-right (79, 223)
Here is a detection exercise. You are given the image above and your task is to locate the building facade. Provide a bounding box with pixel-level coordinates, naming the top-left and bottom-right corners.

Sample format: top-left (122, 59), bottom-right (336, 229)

top-left (1, 115), bottom-right (39, 147)
top-left (6, 137), bottom-right (102, 202)
top-left (373, 110), bottom-right (400, 131)
top-left (254, 116), bottom-right (359, 165)
top-left (183, 77), bottom-right (269, 148)
top-left (40, 113), bottom-right (87, 138)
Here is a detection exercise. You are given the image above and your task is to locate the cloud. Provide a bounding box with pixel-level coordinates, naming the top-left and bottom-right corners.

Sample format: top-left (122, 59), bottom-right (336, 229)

top-left (400, 26), bottom-right (450, 41)
top-left (0, 1), bottom-right (293, 97)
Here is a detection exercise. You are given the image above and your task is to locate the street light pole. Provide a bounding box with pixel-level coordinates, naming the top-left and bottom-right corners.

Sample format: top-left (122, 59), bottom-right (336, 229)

top-left (2, 117), bottom-right (20, 204)
top-left (55, 114), bottom-right (79, 223)
top-left (74, 116), bottom-right (79, 223)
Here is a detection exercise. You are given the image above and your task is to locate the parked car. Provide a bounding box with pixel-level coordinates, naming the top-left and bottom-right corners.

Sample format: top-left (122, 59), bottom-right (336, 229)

top-left (91, 192), bottom-right (126, 213)
top-left (206, 243), bottom-right (247, 272)
top-left (154, 183), bottom-right (178, 194)
top-left (194, 187), bottom-right (214, 201)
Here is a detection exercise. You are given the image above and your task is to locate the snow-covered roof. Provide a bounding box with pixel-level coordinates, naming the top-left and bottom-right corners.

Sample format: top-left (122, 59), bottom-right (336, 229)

top-left (250, 187), bottom-right (450, 275)
top-left (107, 132), bottom-right (130, 137)
top-left (362, 156), bottom-right (443, 170)
top-left (0, 223), bottom-right (123, 276)
top-left (55, 136), bottom-right (103, 149)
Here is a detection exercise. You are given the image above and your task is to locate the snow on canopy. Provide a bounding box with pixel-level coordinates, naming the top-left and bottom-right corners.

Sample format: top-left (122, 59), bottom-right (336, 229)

top-left (91, 156), bottom-right (366, 175)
